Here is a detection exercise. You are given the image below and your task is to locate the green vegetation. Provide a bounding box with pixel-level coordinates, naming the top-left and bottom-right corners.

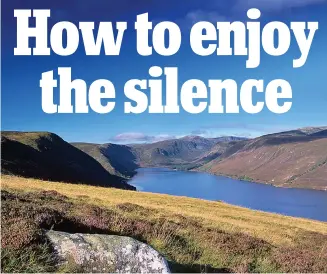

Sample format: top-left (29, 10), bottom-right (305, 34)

top-left (72, 142), bottom-right (138, 178)
top-left (2, 175), bottom-right (327, 273)
top-left (1, 131), bottom-right (134, 190)
top-left (287, 158), bottom-right (327, 184)
top-left (1, 244), bottom-right (56, 273)
top-left (238, 175), bottom-right (254, 182)
top-left (309, 158), bottom-right (327, 172)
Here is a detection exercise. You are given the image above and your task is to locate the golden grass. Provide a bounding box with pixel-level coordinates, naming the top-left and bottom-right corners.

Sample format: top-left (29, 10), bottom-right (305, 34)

top-left (1, 132), bottom-right (53, 150)
top-left (2, 175), bottom-right (327, 247)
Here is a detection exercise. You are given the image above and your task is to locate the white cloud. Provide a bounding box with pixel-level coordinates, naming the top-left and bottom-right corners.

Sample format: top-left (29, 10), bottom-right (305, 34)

top-left (110, 132), bottom-right (176, 144)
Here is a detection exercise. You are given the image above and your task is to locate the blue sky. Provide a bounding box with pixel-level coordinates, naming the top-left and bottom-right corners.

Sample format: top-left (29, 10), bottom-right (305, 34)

top-left (1, 0), bottom-right (327, 143)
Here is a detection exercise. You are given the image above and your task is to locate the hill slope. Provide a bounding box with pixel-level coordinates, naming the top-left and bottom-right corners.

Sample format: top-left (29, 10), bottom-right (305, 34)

top-left (1, 132), bottom-right (135, 190)
top-left (199, 128), bottom-right (327, 190)
top-left (2, 175), bottom-right (327, 273)
top-left (72, 142), bottom-right (138, 178)
top-left (131, 136), bottom-right (245, 168)
top-left (72, 136), bottom-right (245, 174)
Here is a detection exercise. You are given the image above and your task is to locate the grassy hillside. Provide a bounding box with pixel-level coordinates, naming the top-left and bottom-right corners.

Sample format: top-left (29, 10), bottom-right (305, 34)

top-left (72, 143), bottom-right (138, 178)
top-left (183, 140), bottom-right (243, 170)
top-left (2, 175), bottom-right (327, 273)
top-left (199, 129), bottom-right (327, 190)
top-left (1, 132), bottom-right (134, 190)
top-left (3, 129), bottom-right (326, 190)
top-left (131, 136), bottom-right (243, 168)
top-left (73, 136), bottom-right (244, 173)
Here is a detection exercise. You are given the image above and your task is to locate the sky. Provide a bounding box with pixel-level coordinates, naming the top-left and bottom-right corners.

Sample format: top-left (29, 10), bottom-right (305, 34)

top-left (1, 0), bottom-right (327, 143)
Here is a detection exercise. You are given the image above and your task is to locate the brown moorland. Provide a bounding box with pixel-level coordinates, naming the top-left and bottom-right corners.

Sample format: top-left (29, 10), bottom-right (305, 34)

top-left (2, 175), bottom-right (327, 273)
top-left (200, 136), bottom-right (327, 190)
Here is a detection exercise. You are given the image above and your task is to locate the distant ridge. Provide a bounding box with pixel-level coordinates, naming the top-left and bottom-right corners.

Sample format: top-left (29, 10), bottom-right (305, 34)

top-left (129, 135), bottom-right (245, 168)
top-left (2, 127), bottom-right (326, 190)
top-left (198, 127), bottom-right (327, 190)
top-left (73, 136), bottom-right (245, 174)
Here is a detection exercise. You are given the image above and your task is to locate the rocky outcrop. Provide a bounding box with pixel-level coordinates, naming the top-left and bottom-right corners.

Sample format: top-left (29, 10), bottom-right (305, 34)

top-left (46, 230), bottom-right (170, 273)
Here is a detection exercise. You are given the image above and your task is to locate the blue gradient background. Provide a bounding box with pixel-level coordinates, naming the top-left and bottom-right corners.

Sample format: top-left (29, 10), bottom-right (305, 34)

top-left (1, 0), bottom-right (327, 143)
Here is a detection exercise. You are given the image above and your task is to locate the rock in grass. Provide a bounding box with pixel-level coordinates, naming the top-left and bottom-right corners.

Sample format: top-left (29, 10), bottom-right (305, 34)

top-left (46, 230), bottom-right (170, 273)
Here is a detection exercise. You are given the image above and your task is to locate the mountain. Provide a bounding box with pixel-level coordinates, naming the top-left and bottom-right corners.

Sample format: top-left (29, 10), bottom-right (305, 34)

top-left (72, 142), bottom-right (138, 178)
top-left (299, 126), bottom-right (327, 136)
top-left (2, 128), bottom-right (326, 190)
top-left (190, 140), bottom-right (244, 167)
top-left (73, 136), bottom-right (246, 173)
top-left (130, 136), bottom-right (245, 168)
top-left (1, 132), bottom-right (135, 190)
top-left (199, 127), bottom-right (327, 190)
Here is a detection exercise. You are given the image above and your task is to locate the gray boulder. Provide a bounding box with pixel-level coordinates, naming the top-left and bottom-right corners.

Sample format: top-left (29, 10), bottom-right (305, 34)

top-left (46, 230), bottom-right (170, 273)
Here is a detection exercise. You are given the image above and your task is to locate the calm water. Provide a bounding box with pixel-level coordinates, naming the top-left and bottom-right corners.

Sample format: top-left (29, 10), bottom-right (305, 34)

top-left (129, 168), bottom-right (327, 222)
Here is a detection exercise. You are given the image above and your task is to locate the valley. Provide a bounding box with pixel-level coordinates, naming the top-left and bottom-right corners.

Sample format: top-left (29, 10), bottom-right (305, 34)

top-left (2, 127), bottom-right (327, 191)
top-left (2, 127), bottom-right (327, 273)
top-left (129, 168), bottom-right (327, 221)
top-left (73, 127), bottom-right (327, 190)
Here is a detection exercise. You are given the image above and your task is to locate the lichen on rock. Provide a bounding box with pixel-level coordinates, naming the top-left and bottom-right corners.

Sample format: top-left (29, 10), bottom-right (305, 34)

top-left (46, 230), bottom-right (170, 273)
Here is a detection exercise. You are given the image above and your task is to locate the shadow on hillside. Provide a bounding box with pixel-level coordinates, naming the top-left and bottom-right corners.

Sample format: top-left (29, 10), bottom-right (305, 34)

top-left (1, 135), bottom-right (135, 190)
top-left (100, 145), bottom-right (139, 177)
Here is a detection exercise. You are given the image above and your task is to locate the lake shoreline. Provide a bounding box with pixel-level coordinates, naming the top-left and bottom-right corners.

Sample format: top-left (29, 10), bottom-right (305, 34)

top-left (129, 167), bottom-right (327, 221)
top-left (130, 166), bottom-right (327, 192)
top-left (195, 169), bottom-right (327, 192)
